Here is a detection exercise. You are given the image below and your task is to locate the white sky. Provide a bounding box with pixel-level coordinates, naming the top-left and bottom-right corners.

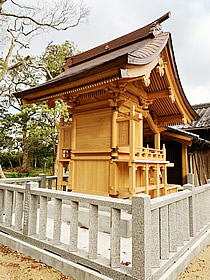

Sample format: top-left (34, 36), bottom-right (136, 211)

top-left (6, 0), bottom-right (210, 105)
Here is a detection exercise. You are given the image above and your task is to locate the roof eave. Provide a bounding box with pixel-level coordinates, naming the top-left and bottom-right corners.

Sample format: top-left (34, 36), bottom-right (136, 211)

top-left (166, 34), bottom-right (199, 121)
top-left (14, 55), bottom-right (128, 101)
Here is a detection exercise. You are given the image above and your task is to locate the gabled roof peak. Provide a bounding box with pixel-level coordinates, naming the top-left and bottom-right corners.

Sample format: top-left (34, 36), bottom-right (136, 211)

top-left (64, 12), bottom-right (171, 70)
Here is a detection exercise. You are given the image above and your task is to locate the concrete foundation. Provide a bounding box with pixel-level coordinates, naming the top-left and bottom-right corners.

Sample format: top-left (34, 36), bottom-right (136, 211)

top-left (47, 200), bottom-right (132, 238)
top-left (0, 232), bottom-right (112, 280)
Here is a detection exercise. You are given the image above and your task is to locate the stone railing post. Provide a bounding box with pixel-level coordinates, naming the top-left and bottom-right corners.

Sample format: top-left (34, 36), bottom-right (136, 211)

top-left (48, 179), bottom-right (53, 190)
top-left (23, 182), bottom-right (31, 235)
top-left (183, 182), bottom-right (196, 237)
top-left (132, 194), bottom-right (151, 279)
top-left (0, 189), bottom-right (3, 223)
top-left (39, 173), bottom-right (47, 188)
top-left (187, 173), bottom-right (194, 185)
top-left (5, 190), bottom-right (13, 227)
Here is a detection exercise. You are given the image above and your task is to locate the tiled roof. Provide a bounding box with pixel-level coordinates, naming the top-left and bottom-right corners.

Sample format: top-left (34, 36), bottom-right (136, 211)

top-left (177, 103), bottom-right (210, 129)
top-left (192, 103), bottom-right (210, 128)
top-left (167, 126), bottom-right (210, 147)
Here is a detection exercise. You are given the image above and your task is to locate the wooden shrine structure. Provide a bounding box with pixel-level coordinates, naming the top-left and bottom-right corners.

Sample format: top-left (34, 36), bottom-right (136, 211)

top-left (15, 12), bottom-right (198, 198)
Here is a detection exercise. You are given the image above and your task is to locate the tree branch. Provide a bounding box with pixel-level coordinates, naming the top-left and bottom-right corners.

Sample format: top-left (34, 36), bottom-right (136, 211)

top-left (1, 12), bottom-right (84, 30)
top-left (10, 0), bottom-right (37, 11)
top-left (0, 37), bottom-right (15, 82)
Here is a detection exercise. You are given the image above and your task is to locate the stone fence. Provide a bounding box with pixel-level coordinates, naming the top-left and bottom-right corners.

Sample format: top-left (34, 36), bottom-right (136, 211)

top-left (0, 176), bottom-right (209, 279)
top-left (0, 174), bottom-right (68, 190)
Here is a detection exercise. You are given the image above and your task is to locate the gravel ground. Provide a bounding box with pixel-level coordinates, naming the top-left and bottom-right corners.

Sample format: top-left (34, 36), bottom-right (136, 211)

top-left (177, 243), bottom-right (210, 280)
top-left (0, 242), bottom-right (210, 280)
top-left (0, 244), bottom-right (74, 280)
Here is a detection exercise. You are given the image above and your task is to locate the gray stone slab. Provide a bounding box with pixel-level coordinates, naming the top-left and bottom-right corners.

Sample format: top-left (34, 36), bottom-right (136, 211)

top-left (168, 202), bottom-right (177, 252)
top-left (69, 201), bottom-right (78, 252)
top-left (176, 200), bottom-right (184, 246)
top-left (160, 205), bottom-right (169, 259)
top-left (132, 194), bottom-right (151, 279)
top-left (110, 208), bottom-right (121, 268)
top-left (89, 204), bottom-right (98, 259)
top-left (53, 198), bottom-right (62, 244)
top-left (183, 198), bottom-right (190, 241)
top-left (39, 196), bottom-right (48, 240)
top-left (29, 194), bottom-right (38, 235)
top-left (151, 209), bottom-right (160, 267)
top-left (15, 192), bottom-right (24, 231)
top-left (5, 190), bottom-right (13, 227)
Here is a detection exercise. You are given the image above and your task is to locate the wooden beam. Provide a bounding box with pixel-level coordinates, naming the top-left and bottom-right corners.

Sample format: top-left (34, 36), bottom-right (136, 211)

top-left (144, 112), bottom-right (159, 133)
top-left (147, 89), bottom-right (169, 100)
top-left (126, 83), bottom-right (147, 99)
top-left (162, 132), bottom-right (192, 146)
top-left (157, 114), bottom-right (182, 125)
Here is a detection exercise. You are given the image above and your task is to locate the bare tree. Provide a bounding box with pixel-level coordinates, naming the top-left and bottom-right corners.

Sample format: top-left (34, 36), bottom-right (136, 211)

top-left (0, 0), bottom-right (89, 82)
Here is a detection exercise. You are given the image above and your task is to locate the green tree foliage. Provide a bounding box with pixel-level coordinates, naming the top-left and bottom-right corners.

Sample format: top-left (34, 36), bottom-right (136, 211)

top-left (0, 40), bottom-right (76, 173)
top-left (41, 40), bottom-right (79, 80)
top-left (0, 0), bottom-right (87, 173)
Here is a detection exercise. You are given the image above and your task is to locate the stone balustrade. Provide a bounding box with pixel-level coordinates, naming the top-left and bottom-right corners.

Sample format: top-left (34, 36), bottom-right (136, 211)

top-left (0, 174), bottom-right (68, 190)
top-left (0, 175), bottom-right (209, 279)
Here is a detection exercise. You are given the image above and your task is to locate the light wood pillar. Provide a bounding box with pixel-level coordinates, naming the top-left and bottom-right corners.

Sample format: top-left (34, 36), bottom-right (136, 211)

top-left (139, 112), bottom-right (143, 148)
top-left (68, 116), bottom-right (76, 191)
top-left (57, 162), bottom-right (63, 190)
top-left (154, 131), bottom-right (160, 149)
top-left (110, 108), bottom-right (118, 196)
top-left (129, 105), bottom-right (136, 198)
top-left (182, 144), bottom-right (188, 185)
top-left (129, 164), bottom-right (136, 199)
top-left (154, 164), bottom-right (160, 198)
top-left (109, 162), bottom-right (118, 196)
top-left (161, 165), bottom-right (167, 195)
top-left (145, 164), bottom-right (149, 195)
top-left (71, 117), bottom-right (76, 150)
top-left (111, 109), bottom-right (118, 150)
top-left (129, 105), bottom-right (135, 160)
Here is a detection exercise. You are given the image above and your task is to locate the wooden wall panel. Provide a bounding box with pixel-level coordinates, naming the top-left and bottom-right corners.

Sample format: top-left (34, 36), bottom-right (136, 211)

top-left (63, 128), bottom-right (71, 149)
top-left (135, 121), bottom-right (141, 147)
top-left (117, 162), bottom-right (129, 191)
top-left (76, 111), bottom-right (111, 150)
top-left (73, 160), bottom-right (110, 195)
top-left (118, 121), bottom-right (129, 146)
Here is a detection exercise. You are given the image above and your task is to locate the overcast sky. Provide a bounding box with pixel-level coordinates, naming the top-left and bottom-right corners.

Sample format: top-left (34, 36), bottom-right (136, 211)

top-left (16, 0), bottom-right (210, 105)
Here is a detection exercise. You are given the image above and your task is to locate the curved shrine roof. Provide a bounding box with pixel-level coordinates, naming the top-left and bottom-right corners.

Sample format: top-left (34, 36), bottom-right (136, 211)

top-left (14, 12), bottom-right (198, 123)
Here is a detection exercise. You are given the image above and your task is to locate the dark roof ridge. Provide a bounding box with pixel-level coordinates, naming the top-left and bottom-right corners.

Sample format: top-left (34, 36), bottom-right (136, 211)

top-left (63, 12), bottom-right (171, 70)
top-left (192, 103), bottom-right (210, 110)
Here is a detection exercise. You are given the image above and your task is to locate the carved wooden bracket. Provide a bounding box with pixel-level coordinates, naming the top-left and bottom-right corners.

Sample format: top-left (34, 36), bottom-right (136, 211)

top-left (168, 87), bottom-right (175, 103)
top-left (142, 72), bottom-right (151, 87)
top-left (182, 116), bottom-right (187, 125)
top-left (156, 57), bottom-right (166, 77)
